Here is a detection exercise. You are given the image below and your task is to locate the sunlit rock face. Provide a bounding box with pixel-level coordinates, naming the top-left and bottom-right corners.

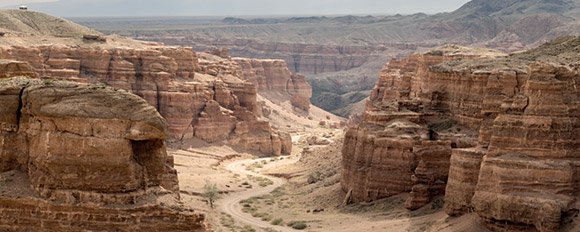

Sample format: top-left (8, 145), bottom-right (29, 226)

top-left (0, 78), bottom-right (207, 231)
top-left (0, 45), bottom-right (295, 156)
top-left (342, 39), bottom-right (580, 231)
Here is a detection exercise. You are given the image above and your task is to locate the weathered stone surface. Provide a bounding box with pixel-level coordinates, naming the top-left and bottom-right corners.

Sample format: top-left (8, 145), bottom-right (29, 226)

top-left (443, 147), bottom-right (486, 216)
top-left (342, 45), bottom-right (499, 208)
top-left (0, 197), bottom-right (206, 232)
top-left (0, 45), bottom-right (292, 155)
top-left (0, 78), bottom-right (208, 231)
top-left (234, 58), bottom-right (312, 111)
top-left (405, 140), bottom-right (452, 210)
top-left (0, 59), bottom-right (38, 78)
top-left (347, 37), bottom-right (580, 231)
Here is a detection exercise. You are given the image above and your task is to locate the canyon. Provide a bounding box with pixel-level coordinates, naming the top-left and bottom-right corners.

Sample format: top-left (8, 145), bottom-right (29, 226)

top-left (342, 36), bottom-right (580, 231)
top-left (0, 9), bottom-right (319, 157)
top-left (3, 1), bottom-right (580, 231)
top-left (0, 9), bottom-right (322, 231)
top-left (72, 0), bottom-right (580, 116)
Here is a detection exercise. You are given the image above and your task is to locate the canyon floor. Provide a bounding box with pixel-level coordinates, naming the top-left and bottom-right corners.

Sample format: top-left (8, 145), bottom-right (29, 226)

top-left (169, 97), bottom-right (493, 232)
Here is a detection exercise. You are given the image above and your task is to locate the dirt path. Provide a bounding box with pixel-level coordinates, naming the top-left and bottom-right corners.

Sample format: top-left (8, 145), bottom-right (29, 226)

top-left (217, 157), bottom-right (297, 232)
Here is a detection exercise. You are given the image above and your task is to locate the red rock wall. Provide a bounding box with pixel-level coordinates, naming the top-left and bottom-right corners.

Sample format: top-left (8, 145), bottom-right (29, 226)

top-left (347, 45), bottom-right (580, 231)
top-left (0, 79), bottom-right (208, 231)
top-left (233, 58), bottom-right (312, 111)
top-left (0, 197), bottom-right (206, 232)
top-left (468, 62), bottom-right (580, 232)
top-left (0, 45), bottom-right (291, 155)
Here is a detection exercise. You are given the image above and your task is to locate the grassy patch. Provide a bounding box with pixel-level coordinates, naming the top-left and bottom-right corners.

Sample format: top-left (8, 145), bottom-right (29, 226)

top-left (240, 225), bottom-right (255, 232)
top-left (287, 221), bottom-right (307, 230)
top-left (220, 213), bottom-right (236, 230)
top-left (271, 218), bottom-right (283, 225)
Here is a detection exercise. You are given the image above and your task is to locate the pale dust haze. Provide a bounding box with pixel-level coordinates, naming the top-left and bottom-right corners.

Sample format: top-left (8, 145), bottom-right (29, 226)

top-left (1, 0), bottom-right (471, 17)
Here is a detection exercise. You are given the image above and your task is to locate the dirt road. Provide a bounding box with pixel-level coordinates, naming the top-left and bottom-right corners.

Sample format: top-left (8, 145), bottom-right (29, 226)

top-left (217, 157), bottom-right (297, 232)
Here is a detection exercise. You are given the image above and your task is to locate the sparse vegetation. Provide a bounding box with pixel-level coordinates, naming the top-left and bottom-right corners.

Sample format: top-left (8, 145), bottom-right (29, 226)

top-left (262, 228), bottom-right (278, 232)
top-left (245, 162), bottom-right (264, 171)
top-left (43, 79), bottom-right (53, 85)
top-left (202, 180), bottom-right (221, 208)
top-left (247, 175), bottom-right (274, 187)
top-left (287, 221), bottom-right (307, 230)
top-left (271, 218), bottom-right (283, 225)
top-left (90, 83), bottom-right (107, 89)
top-left (240, 225), bottom-right (255, 232)
top-left (220, 213), bottom-right (236, 230)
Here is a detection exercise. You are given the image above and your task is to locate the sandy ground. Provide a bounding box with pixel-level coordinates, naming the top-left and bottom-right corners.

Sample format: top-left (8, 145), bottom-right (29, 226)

top-left (168, 94), bottom-right (496, 232)
top-left (171, 127), bottom-right (497, 232)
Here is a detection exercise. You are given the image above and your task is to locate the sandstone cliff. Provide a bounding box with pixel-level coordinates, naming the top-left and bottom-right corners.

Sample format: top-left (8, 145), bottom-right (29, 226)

top-left (342, 36), bottom-right (580, 231)
top-left (0, 43), bottom-right (291, 156)
top-left (0, 9), bottom-right (301, 156)
top-left (233, 57), bottom-right (312, 111)
top-left (343, 45), bottom-right (503, 207)
top-left (0, 78), bottom-right (206, 231)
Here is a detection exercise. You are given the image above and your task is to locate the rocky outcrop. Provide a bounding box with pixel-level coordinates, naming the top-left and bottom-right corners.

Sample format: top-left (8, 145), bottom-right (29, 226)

top-left (233, 57), bottom-right (312, 111)
top-left (0, 60), bottom-right (38, 78)
top-left (0, 44), bottom-right (292, 155)
top-left (343, 45), bottom-right (502, 208)
top-left (344, 37), bottom-right (580, 232)
top-left (0, 78), bottom-right (207, 231)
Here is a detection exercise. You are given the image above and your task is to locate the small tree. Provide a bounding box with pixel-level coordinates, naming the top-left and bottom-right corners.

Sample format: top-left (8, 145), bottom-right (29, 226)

top-left (202, 180), bottom-right (221, 208)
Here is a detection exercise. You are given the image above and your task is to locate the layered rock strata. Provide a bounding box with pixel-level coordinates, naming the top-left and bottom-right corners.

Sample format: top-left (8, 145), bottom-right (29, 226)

top-left (343, 45), bottom-right (502, 209)
top-left (0, 78), bottom-right (207, 231)
top-left (0, 44), bottom-right (294, 155)
top-left (233, 57), bottom-right (312, 111)
top-left (344, 37), bottom-right (580, 231)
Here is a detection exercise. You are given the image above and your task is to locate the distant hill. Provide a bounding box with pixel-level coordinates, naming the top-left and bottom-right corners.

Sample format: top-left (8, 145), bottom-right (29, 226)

top-left (71, 0), bottom-right (580, 116)
top-left (0, 9), bottom-right (100, 37)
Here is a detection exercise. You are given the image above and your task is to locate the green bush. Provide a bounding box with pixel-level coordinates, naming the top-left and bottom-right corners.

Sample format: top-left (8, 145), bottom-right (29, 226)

top-left (271, 218), bottom-right (283, 225)
top-left (287, 221), bottom-right (307, 230)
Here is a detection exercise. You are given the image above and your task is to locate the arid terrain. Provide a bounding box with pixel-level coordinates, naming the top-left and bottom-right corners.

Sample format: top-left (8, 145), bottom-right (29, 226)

top-left (3, 1), bottom-right (580, 231)
top-left (72, 0), bottom-right (580, 117)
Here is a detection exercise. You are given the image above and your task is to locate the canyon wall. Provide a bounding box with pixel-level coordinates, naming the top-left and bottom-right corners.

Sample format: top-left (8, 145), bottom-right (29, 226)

top-left (342, 38), bottom-right (580, 231)
top-left (0, 44), bottom-right (297, 155)
top-left (0, 77), bottom-right (207, 231)
top-left (233, 57), bottom-right (312, 111)
top-left (149, 37), bottom-right (420, 74)
top-left (343, 45), bottom-right (501, 207)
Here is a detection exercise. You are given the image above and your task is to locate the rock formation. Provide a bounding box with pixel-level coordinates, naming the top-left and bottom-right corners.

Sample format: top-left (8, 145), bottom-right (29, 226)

top-left (233, 57), bottom-right (312, 111)
top-left (0, 10), bottom-right (304, 156)
top-left (0, 43), bottom-right (293, 156)
top-left (343, 36), bottom-right (580, 231)
top-left (0, 78), bottom-right (206, 231)
top-left (76, 0), bottom-right (580, 118)
top-left (342, 44), bottom-right (503, 208)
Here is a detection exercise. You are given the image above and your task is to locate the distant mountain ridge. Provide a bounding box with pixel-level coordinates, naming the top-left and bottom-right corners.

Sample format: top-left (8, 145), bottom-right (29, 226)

top-left (71, 0), bottom-right (580, 116)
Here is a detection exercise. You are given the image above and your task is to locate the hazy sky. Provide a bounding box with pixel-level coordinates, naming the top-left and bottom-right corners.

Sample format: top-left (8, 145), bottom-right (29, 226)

top-left (1, 0), bottom-right (471, 17)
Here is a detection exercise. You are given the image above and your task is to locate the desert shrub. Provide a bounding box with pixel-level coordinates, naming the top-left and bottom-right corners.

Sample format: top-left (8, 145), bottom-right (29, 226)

top-left (240, 225), bottom-right (255, 232)
top-left (271, 218), bottom-right (283, 225)
top-left (201, 180), bottom-right (221, 208)
top-left (287, 221), bottom-right (307, 230)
